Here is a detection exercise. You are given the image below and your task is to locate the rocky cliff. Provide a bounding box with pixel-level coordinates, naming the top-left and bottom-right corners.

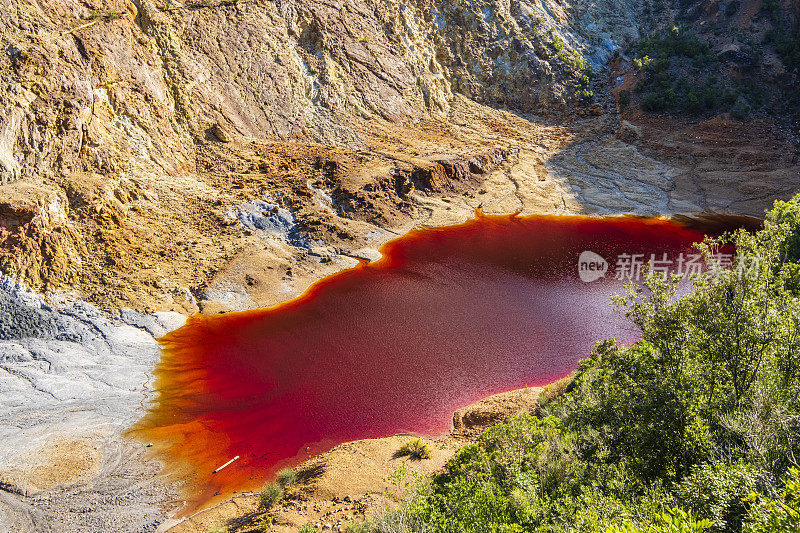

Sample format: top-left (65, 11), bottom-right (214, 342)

top-left (0, 0), bottom-right (798, 313)
top-left (0, 0), bottom-right (650, 310)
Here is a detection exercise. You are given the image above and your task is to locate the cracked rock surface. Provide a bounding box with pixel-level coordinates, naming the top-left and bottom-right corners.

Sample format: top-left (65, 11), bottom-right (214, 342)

top-left (0, 278), bottom-right (184, 532)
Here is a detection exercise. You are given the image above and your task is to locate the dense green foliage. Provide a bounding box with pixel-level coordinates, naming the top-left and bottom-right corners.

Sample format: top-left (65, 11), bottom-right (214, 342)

top-left (629, 27), bottom-right (756, 117)
top-left (364, 196), bottom-right (800, 532)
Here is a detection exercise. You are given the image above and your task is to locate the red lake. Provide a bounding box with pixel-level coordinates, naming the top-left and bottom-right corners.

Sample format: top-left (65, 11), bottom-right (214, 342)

top-left (130, 212), bottom-right (753, 512)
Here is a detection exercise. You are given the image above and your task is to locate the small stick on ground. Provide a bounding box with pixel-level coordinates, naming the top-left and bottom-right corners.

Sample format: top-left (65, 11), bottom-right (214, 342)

top-left (213, 455), bottom-right (240, 473)
top-left (62, 20), bottom-right (99, 36)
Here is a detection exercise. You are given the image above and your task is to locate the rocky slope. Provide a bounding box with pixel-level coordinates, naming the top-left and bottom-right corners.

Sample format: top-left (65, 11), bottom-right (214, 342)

top-left (1, 0), bottom-right (796, 314)
top-left (0, 0), bottom-right (715, 312)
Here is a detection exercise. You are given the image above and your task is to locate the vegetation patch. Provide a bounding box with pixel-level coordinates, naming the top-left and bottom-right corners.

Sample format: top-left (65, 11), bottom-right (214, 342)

top-left (629, 27), bottom-right (756, 117)
top-left (258, 481), bottom-right (282, 511)
top-left (544, 30), bottom-right (594, 102)
top-left (276, 467), bottom-right (297, 488)
top-left (633, 28), bottom-right (752, 114)
top-left (628, 21), bottom-right (800, 119)
top-left (763, 28), bottom-right (800, 110)
top-left (395, 438), bottom-right (432, 461)
top-left (359, 195), bottom-right (800, 531)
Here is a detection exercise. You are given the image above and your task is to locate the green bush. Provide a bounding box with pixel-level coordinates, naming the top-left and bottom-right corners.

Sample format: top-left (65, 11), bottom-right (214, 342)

top-left (730, 97), bottom-right (751, 120)
top-left (743, 468), bottom-right (800, 532)
top-left (641, 91), bottom-right (669, 111)
top-left (258, 481), bottom-right (282, 511)
top-left (397, 438), bottom-right (432, 460)
top-left (687, 91), bottom-right (702, 112)
top-left (636, 27), bottom-right (714, 62)
top-left (609, 508), bottom-right (713, 532)
top-left (346, 518), bottom-right (375, 533)
top-left (276, 467), bottom-right (296, 488)
top-left (299, 525), bottom-right (320, 533)
top-left (676, 461), bottom-right (760, 531)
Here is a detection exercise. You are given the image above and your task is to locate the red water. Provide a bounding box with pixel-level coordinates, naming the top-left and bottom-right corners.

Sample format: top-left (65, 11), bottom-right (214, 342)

top-left (130, 212), bottom-right (740, 512)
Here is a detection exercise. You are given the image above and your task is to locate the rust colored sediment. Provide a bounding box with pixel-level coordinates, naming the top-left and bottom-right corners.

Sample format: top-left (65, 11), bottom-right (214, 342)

top-left (128, 212), bottom-right (749, 514)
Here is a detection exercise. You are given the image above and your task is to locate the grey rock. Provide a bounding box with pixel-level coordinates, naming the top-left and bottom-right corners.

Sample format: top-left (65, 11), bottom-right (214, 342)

top-left (0, 279), bottom-right (186, 532)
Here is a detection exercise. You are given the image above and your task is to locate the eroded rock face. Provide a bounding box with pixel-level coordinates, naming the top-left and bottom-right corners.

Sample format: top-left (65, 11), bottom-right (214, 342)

top-left (0, 0), bottom-right (625, 184)
top-left (0, 0), bottom-right (651, 308)
top-left (0, 0), bottom-right (797, 314)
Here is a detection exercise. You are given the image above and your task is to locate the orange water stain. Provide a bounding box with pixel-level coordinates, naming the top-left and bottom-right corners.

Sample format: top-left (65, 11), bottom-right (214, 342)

top-left (128, 212), bottom-right (752, 514)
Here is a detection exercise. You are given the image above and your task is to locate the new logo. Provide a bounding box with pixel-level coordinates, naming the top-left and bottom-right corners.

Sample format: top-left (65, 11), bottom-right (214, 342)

top-left (578, 251), bottom-right (608, 282)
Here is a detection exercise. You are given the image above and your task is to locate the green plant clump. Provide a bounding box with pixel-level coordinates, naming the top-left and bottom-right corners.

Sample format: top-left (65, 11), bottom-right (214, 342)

top-left (258, 481), bottom-right (283, 511)
top-left (397, 438), bottom-right (432, 460)
top-left (276, 467), bottom-right (297, 488)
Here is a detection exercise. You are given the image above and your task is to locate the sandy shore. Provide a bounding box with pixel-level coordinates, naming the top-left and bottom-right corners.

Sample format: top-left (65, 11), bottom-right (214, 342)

top-left (162, 386), bottom-right (552, 533)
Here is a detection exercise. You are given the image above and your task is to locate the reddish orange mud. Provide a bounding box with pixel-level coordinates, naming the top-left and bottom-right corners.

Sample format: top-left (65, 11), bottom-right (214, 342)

top-left (130, 212), bottom-right (746, 513)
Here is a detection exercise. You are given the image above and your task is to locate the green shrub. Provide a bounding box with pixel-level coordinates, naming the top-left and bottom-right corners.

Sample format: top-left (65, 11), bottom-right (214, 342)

top-left (636, 28), bottom-right (713, 62)
top-left (258, 481), bottom-right (283, 511)
top-left (633, 56), bottom-right (653, 69)
top-left (744, 467), bottom-right (800, 532)
top-left (676, 461), bottom-right (760, 531)
top-left (346, 518), bottom-right (375, 533)
top-left (254, 515), bottom-right (272, 532)
top-left (299, 525), bottom-right (320, 533)
top-left (609, 508), bottom-right (713, 532)
top-left (641, 92), bottom-right (668, 111)
top-left (397, 438), bottom-right (432, 460)
top-left (702, 85), bottom-right (721, 109)
top-left (762, 0), bottom-right (779, 13)
top-left (619, 90), bottom-right (631, 107)
top-left (276, 468), bottom-right (296, 488)
top-left (687, 91), bottom-right (702, 112)
top-left (730, 96), bottom-right (751, 120)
